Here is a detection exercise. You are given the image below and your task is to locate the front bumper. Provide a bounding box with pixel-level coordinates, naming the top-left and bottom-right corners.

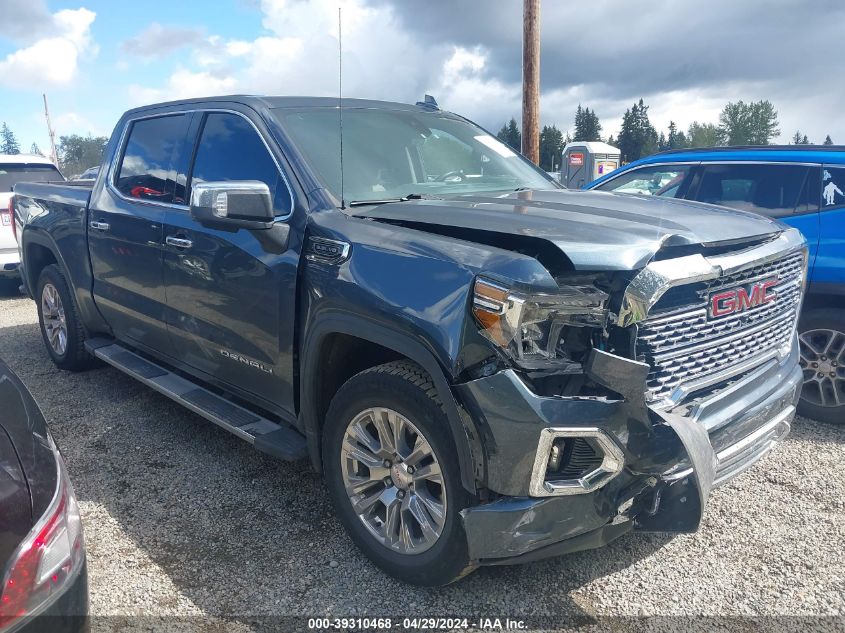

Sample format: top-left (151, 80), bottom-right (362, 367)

top-left (456, 338), bottom-right (801, 564)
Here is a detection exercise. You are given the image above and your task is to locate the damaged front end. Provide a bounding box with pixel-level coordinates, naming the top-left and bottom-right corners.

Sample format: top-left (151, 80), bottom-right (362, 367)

top-left (454, 229), bottom-right (806, 565)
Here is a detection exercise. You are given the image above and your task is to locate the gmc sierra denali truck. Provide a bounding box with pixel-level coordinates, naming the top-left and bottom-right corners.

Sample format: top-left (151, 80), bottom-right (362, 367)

top-left (12, 96), bottom-right (806, 586)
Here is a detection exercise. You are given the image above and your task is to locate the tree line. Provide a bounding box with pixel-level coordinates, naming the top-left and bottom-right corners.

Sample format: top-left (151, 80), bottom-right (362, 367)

top-left (497, 100), bottom-right (837, 171)
top-left (1, 121), bottom-right (108, 177)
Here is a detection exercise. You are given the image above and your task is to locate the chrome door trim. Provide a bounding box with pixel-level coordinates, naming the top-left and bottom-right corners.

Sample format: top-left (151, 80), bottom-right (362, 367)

top-left (105, 108), bottom-right (295, 221)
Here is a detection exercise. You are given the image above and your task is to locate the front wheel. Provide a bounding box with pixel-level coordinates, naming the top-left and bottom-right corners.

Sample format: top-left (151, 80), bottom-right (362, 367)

top-left (798, 308), bottom-right (845, 424)
top-left (323, 361), bottom-right (476, 586)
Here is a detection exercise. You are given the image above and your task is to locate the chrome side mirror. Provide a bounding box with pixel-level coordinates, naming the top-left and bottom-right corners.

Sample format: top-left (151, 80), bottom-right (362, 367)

top-left (190, 181), bottom-right (274, 229)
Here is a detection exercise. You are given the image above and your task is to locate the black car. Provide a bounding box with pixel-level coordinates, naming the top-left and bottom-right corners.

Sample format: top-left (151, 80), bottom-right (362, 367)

top-left (0, 359), bottom-right (88, 633)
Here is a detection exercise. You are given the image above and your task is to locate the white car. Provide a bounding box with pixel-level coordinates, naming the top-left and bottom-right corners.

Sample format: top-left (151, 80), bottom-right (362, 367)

top-left (0, 154), bottom-right (64, 291)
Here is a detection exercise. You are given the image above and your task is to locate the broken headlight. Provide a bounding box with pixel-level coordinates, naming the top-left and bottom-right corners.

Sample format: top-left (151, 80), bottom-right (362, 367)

top-left (472, 276), bottom-right (609, 371)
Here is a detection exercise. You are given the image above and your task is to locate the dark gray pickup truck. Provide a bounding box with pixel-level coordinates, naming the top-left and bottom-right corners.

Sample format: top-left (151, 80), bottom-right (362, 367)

top-left (12, 95), bottom-right (806, 585)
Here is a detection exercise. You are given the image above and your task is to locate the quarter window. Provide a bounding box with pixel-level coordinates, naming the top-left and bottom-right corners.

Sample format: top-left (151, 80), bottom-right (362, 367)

top-left (115, 114), bottom-right (191, 203)
top-left (594, 165), bottom-right (692, 198)
top-left (190, 113), bottom-right (290, 216)
top-left (694, 163), bottom-right (812, 218)
top-left (822, 167), bottom-right (845, 210)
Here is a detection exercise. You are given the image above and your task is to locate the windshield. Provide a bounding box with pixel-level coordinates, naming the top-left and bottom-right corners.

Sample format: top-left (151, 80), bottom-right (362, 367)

top-left (0, 164), bottom-right (64, 192)
top-left (274, 107), bottom-right (555, 204)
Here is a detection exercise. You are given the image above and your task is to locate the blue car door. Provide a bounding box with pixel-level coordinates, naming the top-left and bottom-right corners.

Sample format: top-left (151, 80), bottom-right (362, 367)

top-left (817, 165), bottom-right (845, 288)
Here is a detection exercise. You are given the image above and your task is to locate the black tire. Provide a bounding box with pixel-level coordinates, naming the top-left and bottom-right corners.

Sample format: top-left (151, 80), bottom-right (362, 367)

top-left (36, 264), bottom-right (95, 371)
top-left (797, 307), bottom-right (845, 424)
top-left (322, 360), bottom-right (477, 586)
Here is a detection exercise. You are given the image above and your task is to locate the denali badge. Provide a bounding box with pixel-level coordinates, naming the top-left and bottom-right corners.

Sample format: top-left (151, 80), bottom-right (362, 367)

top-left (220, 349), bottom-right (274, 374)
top-left (709, 278), bottom-right (778, 319)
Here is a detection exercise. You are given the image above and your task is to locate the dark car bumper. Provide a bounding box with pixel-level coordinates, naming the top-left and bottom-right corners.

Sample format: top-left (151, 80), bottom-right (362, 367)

top-left (14, 560), bottom-right (89, 633)
top-left (455, 339), bottom-right (802, 564)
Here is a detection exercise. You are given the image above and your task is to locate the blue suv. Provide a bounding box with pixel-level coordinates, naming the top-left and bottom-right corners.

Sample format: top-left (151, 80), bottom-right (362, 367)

top-left (589, 146), bottom-right (845, 424)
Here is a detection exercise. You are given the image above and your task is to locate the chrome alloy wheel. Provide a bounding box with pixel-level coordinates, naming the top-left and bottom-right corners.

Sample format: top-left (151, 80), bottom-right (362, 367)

top-left (41, 283), bottom-right (68, 356)
top-left (340, 407), bottom-right (447, 554)
top-left (799, 328), bottom-right (845, 407)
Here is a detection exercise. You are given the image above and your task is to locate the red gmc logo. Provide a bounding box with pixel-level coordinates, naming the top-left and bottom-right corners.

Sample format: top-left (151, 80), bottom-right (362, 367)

top-left (709, 278), bottom-right (779, 318)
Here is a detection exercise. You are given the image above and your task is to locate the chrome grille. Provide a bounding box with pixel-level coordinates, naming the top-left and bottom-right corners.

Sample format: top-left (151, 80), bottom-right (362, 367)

top-left (638, 251), bottom-right (804, 403)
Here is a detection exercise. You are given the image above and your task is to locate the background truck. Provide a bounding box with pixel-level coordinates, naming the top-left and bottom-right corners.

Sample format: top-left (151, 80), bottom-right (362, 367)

top-left (0, 154), bottom-right (64, 294)
top-left (589, 146), bottom-right (845, 423)
top-left (12, 96), bottom-right (806, 585)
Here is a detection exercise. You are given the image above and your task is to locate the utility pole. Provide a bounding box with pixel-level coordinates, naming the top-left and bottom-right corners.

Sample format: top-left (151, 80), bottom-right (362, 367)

top-left (522, 0), bottom-right (540, 165)
top-left (43, 94), bottom-right (59, 167)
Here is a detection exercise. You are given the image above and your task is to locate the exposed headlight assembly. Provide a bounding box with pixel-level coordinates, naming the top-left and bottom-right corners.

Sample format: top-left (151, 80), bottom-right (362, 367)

top-left (472, 277), bottom-right (609, 371)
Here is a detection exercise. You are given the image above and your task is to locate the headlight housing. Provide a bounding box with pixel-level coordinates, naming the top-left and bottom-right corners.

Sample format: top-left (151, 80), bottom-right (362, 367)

top-left (472, 276), bottom-right (609, 371)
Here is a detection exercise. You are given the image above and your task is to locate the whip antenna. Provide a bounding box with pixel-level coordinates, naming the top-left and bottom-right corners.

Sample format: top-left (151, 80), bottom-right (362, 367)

top-left (338, 6), bottom-right (346, 209)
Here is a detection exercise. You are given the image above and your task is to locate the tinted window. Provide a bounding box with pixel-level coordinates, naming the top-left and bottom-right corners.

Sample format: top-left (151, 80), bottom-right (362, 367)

top-left (190, 113), bottom-right (290, 215)
top-left (822, 166), bottom-right (845, 210)
top-left (694, 163), bottom-right (811, 217)
top-left (0, 164), bottom-right (63, 191)
top-left (115, 114), bottom-right (190, 203)
top-left (594, 164), bottom-right (692, 198)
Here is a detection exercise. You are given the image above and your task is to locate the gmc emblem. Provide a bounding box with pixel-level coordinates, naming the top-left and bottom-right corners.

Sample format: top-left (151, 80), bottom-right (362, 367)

top-left (709, 278), bottom-right (779, 318)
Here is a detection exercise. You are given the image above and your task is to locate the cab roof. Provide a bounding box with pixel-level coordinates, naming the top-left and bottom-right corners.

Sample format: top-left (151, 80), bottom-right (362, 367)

top-left (0, 154), bottom-right (56, 165)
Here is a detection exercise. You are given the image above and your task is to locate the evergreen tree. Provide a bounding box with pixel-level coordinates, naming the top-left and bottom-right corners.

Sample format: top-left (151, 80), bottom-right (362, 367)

top-left (496, 118), bottom-right (522, 152)
top-left (1, 123), bottom-right (21, 155)
top-left (718, 100), bottom-right (779, 145)
top-left (573, 105), bottom-right (602, 142)
top-left (30, 142), bottom-right (44, 156)
top-left (824, 135), bottom-right (834, 145)
top-left (657, 132), bottom-right (667, 152)
top-left (666, 121), bottom-right (688, 150)
top-left (539, 124), bottom-right (564, 171)
top-left (616, 99), bottom-right (659, 162)
top-left (606, 134), bottom-right (616, 147)
top-left (687, 121), bottom-right (720, 147)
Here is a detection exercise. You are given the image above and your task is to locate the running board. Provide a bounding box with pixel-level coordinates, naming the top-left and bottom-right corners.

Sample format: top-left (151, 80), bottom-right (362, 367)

top-left (85, 338), bottom-right (307, 461)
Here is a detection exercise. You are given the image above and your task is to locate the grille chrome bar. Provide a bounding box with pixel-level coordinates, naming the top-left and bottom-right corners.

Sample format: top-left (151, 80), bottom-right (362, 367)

top-left (630, 230), bottom-right (807, 406)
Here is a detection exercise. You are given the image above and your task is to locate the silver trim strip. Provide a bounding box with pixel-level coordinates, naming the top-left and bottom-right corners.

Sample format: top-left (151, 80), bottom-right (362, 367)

top-left (617, 228), bottom-right (807, 327)
top-left (105, 108), bottom-right (295, 221)
top-left (528, 427), bottom-right (625, 497)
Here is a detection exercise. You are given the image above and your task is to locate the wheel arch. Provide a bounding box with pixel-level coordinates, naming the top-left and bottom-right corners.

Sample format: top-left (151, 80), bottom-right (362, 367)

top-left (300, 313), bottom-right (483, 493)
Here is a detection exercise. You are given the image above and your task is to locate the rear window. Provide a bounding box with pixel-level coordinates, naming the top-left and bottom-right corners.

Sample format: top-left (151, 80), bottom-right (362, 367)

top-left (694, 163), bottom-right (813, 217)
top-left (0, 164), bottom-right (63, 192)
top-left (115, 114), bottom-right (191, 204)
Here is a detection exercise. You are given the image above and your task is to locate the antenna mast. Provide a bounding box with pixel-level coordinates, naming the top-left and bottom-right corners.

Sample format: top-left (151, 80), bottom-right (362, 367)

top-left (43, 94), bottom-right (59, 166)
top-left (338, 7), bottom-right (345, 209)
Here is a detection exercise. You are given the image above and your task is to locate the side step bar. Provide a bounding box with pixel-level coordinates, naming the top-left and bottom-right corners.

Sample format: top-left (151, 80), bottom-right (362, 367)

top-left (85, 338), bottom-right (307, 461)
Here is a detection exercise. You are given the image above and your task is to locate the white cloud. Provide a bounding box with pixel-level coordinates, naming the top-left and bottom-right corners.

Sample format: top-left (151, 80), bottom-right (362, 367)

top-left (53, 111), bottom-right (106, 137)
top-left (121, 22), bottom-right (205, 58)
top-left (0, 7), bottom-right (96, 89)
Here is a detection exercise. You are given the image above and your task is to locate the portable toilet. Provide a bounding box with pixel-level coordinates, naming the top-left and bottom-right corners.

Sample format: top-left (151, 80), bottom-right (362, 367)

top-left (561, 142), bottom-right (621, 189)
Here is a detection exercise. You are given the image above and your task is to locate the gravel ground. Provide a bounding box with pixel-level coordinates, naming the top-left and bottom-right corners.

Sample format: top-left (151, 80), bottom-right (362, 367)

top-left (1, 291), bottom-right (844, 629)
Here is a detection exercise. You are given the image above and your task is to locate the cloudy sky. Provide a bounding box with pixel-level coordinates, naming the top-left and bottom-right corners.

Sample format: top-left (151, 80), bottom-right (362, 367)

top-left (1, 0), bottom-right (842, 157)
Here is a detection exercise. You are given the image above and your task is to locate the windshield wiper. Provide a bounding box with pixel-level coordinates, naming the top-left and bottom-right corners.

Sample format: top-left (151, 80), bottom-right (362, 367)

top-left (347, 193), bottom-right (426, 207)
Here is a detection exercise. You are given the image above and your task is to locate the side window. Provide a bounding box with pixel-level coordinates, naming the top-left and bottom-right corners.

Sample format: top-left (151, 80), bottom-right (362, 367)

top-left (822, 166), bottom-right (845, 210)
top-left (190, 113), bottom-right (290, 216)
top-left (594, 165), bottom-right (691, 198)
top-left (115, 114), bottom-right (190, 203)
top-left (694, 163), bottom-right (810, 218)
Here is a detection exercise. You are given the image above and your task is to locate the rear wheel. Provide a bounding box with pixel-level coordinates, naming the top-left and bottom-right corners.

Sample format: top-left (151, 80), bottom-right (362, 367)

top-left (323, 361), bottom-right (476, 585)
top-left (798, 308), bottom-right (845, 424)
top-left (36, 264), bottom-right (95, 371)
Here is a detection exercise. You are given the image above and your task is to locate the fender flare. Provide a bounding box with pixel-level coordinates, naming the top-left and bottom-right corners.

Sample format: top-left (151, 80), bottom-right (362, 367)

top-left (20, 227), bottom-right (110, 335)
top-left (300, 312), bottom-right (483, 493)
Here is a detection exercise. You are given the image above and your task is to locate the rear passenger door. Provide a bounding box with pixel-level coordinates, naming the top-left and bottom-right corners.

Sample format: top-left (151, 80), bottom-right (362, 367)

top-left (89, 113), bottom-right (194, 353)
top-left (162, 110), bottom-right (299, 415)
top-left (687, 162), bottom-right (821, 276)
top-left (817, 166), bottom-right (845, 287)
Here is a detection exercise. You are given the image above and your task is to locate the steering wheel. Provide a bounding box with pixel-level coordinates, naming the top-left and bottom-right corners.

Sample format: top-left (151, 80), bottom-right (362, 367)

top-left (436, 170), bottom-right (465, 182)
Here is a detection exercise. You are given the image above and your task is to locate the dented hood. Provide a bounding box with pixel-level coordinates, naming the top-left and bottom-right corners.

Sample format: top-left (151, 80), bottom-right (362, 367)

top-left (355, 189), bottom-right (783, 271)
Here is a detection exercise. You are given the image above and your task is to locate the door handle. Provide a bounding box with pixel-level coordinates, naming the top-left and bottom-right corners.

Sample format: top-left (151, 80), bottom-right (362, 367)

top-left (89, 220), bottom-right (110, 231)
top-left (166, 236), bottom-right (193, 249)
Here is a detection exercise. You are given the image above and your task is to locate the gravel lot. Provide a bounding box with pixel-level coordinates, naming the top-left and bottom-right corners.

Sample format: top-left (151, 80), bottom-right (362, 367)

top-left (1, 291), bottom-right (844, 628)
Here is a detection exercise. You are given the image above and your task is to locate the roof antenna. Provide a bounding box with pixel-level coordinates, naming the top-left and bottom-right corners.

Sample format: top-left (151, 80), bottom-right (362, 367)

top-left (338, 6), bottom-right (346, 209)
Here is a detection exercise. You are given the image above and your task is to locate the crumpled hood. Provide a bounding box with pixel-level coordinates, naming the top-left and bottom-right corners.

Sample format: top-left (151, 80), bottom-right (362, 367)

top-left (355, 189), bottom-right (783, 271)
